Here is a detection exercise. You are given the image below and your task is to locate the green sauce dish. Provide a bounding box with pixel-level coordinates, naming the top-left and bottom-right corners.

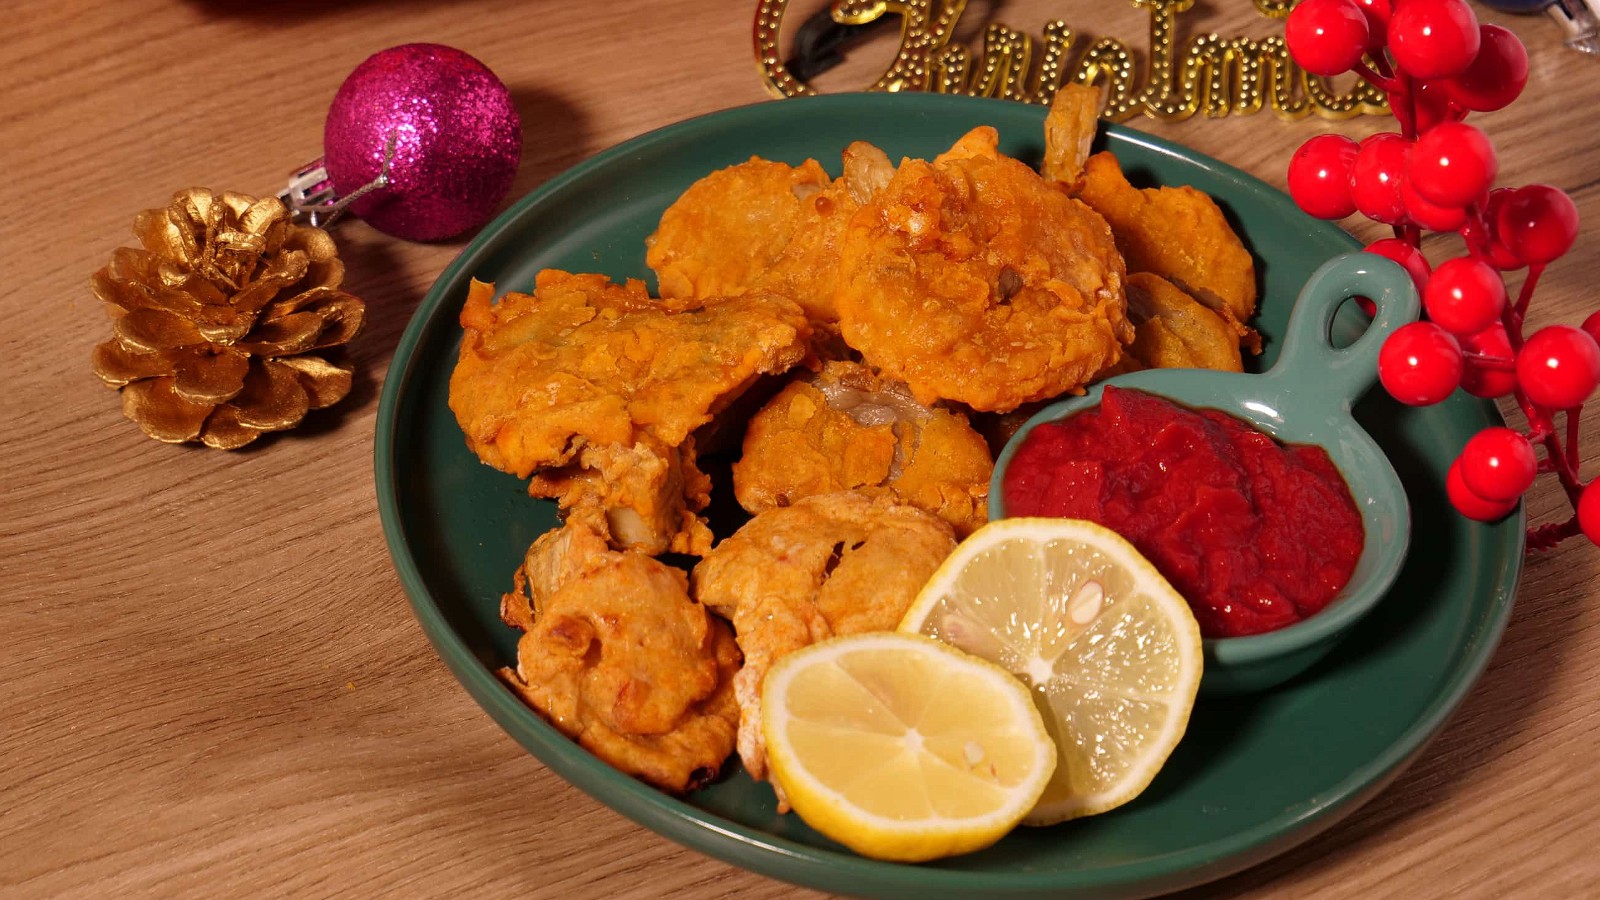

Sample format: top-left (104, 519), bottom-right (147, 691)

top-left (991, 253), bottom-right (1419, 694)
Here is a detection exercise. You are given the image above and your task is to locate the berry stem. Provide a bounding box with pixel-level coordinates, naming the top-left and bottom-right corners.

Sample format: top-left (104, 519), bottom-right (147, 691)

top-left (1513, 385), bottom-right (1585, 504)
top-left (1514, 263), bottom-right (1546, 319)
top-left (1567, 406), bottom-right (1584, 471)
top-left (1352, 59), bottom-right (1400, 95)
top-left (1389, 83), bottom-right (1416, 140)
top-left (1528, 516), bottom-right (1581, 552)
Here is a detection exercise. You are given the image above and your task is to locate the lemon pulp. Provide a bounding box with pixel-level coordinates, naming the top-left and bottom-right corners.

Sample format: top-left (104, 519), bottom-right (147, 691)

top-left (761, 632), bottom-right (1056, 861)
top-left (900, 517), bottom-right (1203, 824)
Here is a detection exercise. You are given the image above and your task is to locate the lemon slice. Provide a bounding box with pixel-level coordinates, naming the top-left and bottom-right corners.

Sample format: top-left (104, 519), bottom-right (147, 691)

top-left (899, 517), bottom-right (1202, 825)
top-left (761, 632), bottom-right (1056, 862)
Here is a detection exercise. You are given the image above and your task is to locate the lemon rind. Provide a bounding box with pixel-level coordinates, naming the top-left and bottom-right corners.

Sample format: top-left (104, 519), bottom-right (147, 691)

top-left (896, 517), bottom-right (1203, 827)
top-left (761, 632), bottom-right (1057, 862)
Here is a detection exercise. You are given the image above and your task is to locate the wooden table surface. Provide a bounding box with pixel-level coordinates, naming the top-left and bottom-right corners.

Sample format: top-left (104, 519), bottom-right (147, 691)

top-left (6, 0), bottom-right (1600, 896)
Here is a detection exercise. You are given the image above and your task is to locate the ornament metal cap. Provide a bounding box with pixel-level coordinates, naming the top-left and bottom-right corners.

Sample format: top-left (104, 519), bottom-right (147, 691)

top-left (277, 133), bottom-right (397, 229)
top-left (1546, 0), bottom-right (1600, 54)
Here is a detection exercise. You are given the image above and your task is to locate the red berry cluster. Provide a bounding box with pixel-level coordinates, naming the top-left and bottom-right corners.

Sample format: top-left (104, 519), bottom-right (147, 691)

top-left (1285, 0), bottom-right (1598, 549)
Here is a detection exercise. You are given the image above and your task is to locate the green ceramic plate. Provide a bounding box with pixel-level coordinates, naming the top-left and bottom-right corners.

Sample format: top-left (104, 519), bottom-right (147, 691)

top-left (374, 93), bottom-right (1523, 899)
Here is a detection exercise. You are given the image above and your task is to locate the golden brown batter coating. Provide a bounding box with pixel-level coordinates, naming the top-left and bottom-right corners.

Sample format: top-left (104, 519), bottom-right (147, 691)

top-left (499, 522), bottom-right (741, 793)
top-left (448, 271), bottom-right (809, 553)
top-left (1075, 151), bottom-right (1259, 335)
top-left (733, 361), bottom-right (992, 535)
top-left (1042, 83), bottom-right (1101, 190)
top-left (1120, 272), bottom-right (1244, 373)
top-left (526, 436), bottom-right (715, 557)
top-left (750, 142), bottom-right (896, 327)
top-left (834, 126), bottom-right (1132, 412)
top-left (646, 144), bottom-right (896, 329)
top-left (646, 157), bottom-right (833, 304)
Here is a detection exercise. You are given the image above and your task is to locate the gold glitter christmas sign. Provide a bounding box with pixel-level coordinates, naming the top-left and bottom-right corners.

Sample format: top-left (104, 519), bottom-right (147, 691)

top-left (754, 0), bottom-right (1389, 121)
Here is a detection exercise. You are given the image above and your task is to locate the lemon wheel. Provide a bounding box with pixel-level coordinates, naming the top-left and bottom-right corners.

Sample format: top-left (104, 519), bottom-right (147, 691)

top-left (899, 517), bottom-right (1203, 825)
top-left (760, 632), bottom-right (1057, 862)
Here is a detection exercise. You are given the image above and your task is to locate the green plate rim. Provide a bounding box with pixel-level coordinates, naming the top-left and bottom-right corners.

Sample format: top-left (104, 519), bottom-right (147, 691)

top-left (373, 92), bottom-right (1525, 897)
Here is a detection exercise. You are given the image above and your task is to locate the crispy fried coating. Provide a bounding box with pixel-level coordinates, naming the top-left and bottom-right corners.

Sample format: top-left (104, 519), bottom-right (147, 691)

top-left (527, 436), bottom-right (715, 556)
top-left (646, 145), bottom-right (895, 328)
top-left (499, 522), bottom-right (741, 794)
top-left (733, 361), bottom-right (992, 535)
top-left (1043, 83), bottom-right (1102, 190)
top-left (448, 271), bottom-right (810, 553)
top-left (1075, 151), bottom-right (1258, 334)
top-left (973, 278), bottom-right (1241, 451)
top-left (750, 142), bottom-right (896, 326)
top-left (835, 126), bottom-right (1132, 412)
top-left (646, 157), bottom-right (833, 304)
top-left (691, 492), bottom-right (957, 802)
top-left (1122, 272), bottom-right (1244, 372)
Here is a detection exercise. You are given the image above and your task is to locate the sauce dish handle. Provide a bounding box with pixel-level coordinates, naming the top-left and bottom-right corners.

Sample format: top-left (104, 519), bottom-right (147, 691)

top-left (1265, 253), bottom-right (1421, 408)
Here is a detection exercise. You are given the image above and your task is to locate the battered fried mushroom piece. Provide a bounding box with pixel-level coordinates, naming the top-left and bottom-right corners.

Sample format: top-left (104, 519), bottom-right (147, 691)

top-left (1074, 151), bottom-right (1259, 342)
top-left (1042, 83), bottom-right (1102, 190)
top-left (750, 142), bottom-right (896, 328)
top-left (499, 522), bottom-right (741, 793)
top-left (448, 271), bottom-right (810, 554)
top-left (733, 361), bottom-right (992, 535)
top-left (646, 157), bottom-right (833, 303)
top-left (646, 144), bottom-right (896, 330)
top-left (1120, 272), bottom-right (1244, 373)
top-left (526, 436), bottom-right (715, 556)
top-left (835, 126), bottom-right (1132, 412)
top-left (691, 492), bottom-right (957, 805)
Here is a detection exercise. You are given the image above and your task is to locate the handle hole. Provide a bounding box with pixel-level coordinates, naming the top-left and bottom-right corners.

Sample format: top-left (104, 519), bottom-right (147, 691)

top-left (1330, 296), bottom-right (1374, 351)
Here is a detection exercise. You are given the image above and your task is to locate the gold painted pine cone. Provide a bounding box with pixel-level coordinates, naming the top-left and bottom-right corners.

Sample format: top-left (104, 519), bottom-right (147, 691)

top-left (90, 188), bottom-right (365, 449)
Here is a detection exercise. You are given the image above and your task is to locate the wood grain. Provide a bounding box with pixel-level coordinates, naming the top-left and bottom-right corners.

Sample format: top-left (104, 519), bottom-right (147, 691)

top-left (3, 1), bottom-right (1599, 897)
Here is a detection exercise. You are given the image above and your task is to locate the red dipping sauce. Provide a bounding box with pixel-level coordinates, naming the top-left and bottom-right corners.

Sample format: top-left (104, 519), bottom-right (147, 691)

top-left (1003, 386), bottom-right (1364, 638)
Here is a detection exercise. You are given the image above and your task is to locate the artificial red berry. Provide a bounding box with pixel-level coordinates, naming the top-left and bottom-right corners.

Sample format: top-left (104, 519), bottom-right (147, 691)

top-left (1579, 481), bottom-right (1600, 545)
top-left (1463, 188), bottom-right (1526, 271)
top-left (1459, 427), bottom-right (1537, 502)
top-left (1459, 323), bottom-right (1518, 398)
top-left (1447, 458), bottom-right (1518, 522)
top-left (1401, 175), bottom-right (1468, 231)
top-left (1354, 0), bottom-right (1392, 47)
top-left (1352, 132), bottom-right (1411, 226)
top-left (1517, 325), bottom-right (1600, 409)
top-left (1582, 309), bottom-right (1600, 346)
top-left (1412, 79), bottom-right (1457, 133)
top-left (1390, 0), bottom-right (1482, 79)
top-left (1287, 0), bottom-right (1373, 76)
top-left (1424, 257), bottom-right (1506, 336)
top-left (1409, 122), bottom-right (1497, 208)
top-left (1448, 25), bottom-right (1529, 112)
top-left (1379, 321), bottom-right (1464, 405)
top-left (1496, 185), bottom-right (1580, 266)
top-left (1365, 237), bottom-right (1433, 296)
top-left (1289, 134), bottom-right (1361, 219)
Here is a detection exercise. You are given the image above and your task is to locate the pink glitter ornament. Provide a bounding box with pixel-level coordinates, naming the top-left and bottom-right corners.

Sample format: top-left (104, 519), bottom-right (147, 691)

top-left (289, 44), bottom-right (522, 242)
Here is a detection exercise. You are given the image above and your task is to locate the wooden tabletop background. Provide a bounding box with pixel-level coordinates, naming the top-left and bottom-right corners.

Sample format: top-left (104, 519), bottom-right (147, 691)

top-left (6, 0), bottom-right (1600, 896)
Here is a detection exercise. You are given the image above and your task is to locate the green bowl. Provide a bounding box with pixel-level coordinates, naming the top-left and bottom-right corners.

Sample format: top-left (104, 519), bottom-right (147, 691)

top-left (375, 93), bottom-right (1523, 899)
top-left (991, 253), bottom-right (1419, 694)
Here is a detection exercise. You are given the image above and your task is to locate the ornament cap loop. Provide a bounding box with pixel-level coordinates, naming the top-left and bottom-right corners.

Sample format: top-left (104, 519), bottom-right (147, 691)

top-left (277, 132), bottom-right (397, 229)
top-left (1546, 0), bottom-right (1600, 54)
